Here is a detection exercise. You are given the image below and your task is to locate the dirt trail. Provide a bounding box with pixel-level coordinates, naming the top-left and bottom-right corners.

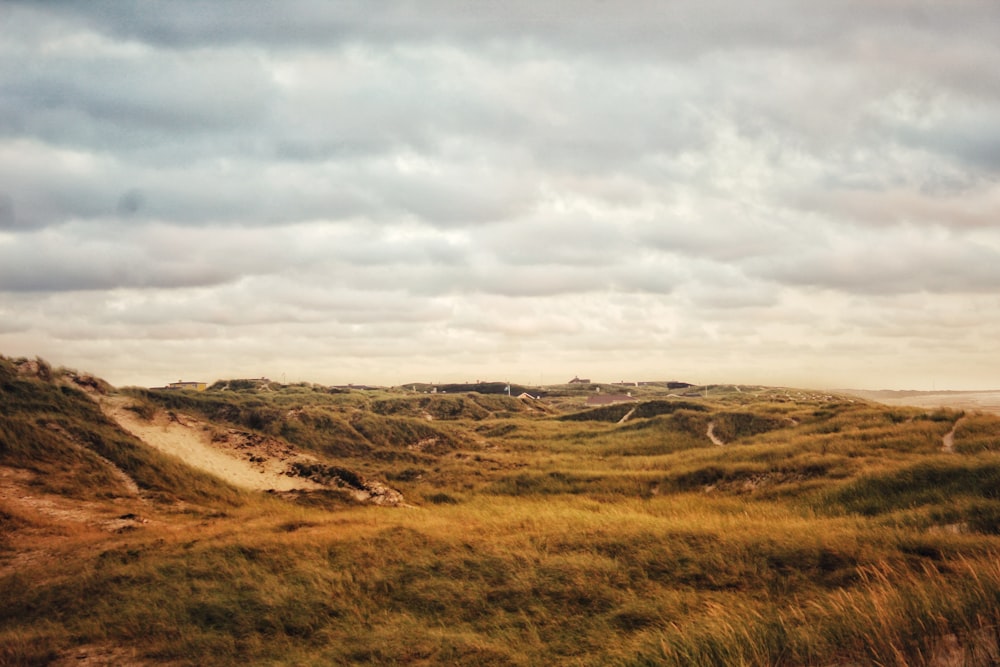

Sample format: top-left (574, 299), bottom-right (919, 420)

top-left (101, 396), bottom-right (323, 491)
top-left (707, 421), bottom-right (725, 446)
top-left (942, 416), bottom-right (965, 454)
top-left (617, 407), bottom-right (637, 424)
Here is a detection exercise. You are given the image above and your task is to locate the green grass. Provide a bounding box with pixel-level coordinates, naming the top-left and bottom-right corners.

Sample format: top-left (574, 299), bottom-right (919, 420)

top-left (5, 357), bottom-right (1000, 665)
top-left (0, 359), bottom-right (244, 505)
top-left (955, 413), bottom-right (1000, 454)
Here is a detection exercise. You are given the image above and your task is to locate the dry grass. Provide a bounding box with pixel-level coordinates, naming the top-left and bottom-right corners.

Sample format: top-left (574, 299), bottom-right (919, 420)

top-left (5, 360), bottom-right (1000, 664)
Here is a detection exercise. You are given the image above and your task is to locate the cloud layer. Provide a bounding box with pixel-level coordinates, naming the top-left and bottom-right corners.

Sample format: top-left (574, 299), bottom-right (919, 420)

top-left (2, 1), bottom-right (999, 388)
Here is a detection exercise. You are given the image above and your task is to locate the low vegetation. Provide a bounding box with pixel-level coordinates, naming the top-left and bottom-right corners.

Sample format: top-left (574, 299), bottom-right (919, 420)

top-left (2, 356), bottom-right (1000, 665)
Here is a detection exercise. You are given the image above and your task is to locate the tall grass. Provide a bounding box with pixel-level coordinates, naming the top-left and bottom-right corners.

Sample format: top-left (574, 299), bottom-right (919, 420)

top-left (1, 359), bottom-right (244, 505)
top-left (7, 357), bottom-right (1000, 664)
top-left (955, 413), bottom-right (1000, 454)
top-left (6, 492), bottom-right (1000, 665)
top-left (825, 456), bottom-right (1000, 518)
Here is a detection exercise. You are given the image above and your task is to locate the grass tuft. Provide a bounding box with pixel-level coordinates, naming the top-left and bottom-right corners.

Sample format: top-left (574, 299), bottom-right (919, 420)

top-left (6, 355), bottom-right (1000, 664)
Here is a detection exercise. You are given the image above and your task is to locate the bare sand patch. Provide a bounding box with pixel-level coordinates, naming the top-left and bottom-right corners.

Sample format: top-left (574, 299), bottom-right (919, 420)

top-left (101, 396), bottom-right (323, 492)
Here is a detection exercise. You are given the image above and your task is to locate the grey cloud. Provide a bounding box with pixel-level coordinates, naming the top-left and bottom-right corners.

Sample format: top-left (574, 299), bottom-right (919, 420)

top-left (291, 223), bottom-right (474, 271)
top-left (845, 303), bottom-right (1000, 340)
top-left (91, 278), bottom-right (454, 329)
top-left (611, 257), bottom-right (680, 296)
top-left (0, 45), bottom-right (274, 152)
top-left (0, 222), bottom-right (299, 292)
top-left (753, 234), bottom-right (1000, 295)
top-left (0, 240), bottom-right (235, 292)
top-left (896, 113), bottom-right (1000, 173)
top-left (791, 185), bottom-right (1000, 230)
top-left (639, 216), bottom-right (781, 264)
top-left (17, 1), bottom-right (1000, 60)
top-left (449, 299), bottom-right (584, 338)
top-left (371, 161), bottom-right (536, 227)
top-left (0, 125), bottom-right (543, 230)
top-left (686, 288), bottom-right (778, 312)
top-left (0, 194), bottom-right (13, 226)
top-left (677, 262), bottom-right (781, 311)
top-left (116, 189), bottom-right (145, 217)
top-left (457, 253), bottom-right (680, 299)
top-left (277, 290), bottom-right (453, 326)
top-left (3, 31), bottom-right (711, 192)
top-left (0, 145), bottom-right (117, 230)
top-left (3, 0), bottom-right (1000, 390)
top-left (480, 216), bottom-right (628, 268)
top-left (17, 1), bottom-right (998, 240)
top-left (0, 307), bottom-right (29, 334)
top-left (0, 148), bottom-right (488, 230)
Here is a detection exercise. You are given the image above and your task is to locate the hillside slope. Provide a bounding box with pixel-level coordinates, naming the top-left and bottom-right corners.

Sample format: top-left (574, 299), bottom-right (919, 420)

top-left (102, 394), bottom-right (324, 492)
top-left (4, 358), bottom-right (1000, 665)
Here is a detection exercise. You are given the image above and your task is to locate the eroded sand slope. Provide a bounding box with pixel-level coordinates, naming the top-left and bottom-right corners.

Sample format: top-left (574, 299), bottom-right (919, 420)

top-left (102, 396), bottom-right (323, 491)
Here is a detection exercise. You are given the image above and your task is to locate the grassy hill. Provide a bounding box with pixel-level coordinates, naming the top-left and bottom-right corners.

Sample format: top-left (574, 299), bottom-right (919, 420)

top-left (3, 356), bottom-right (1000, 665)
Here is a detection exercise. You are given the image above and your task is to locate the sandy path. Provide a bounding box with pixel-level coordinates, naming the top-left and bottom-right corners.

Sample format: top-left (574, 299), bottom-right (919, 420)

top-left (102, 397), bottom-right (322, 491)
top-left (707, 421), bottom-right (725, 446)
top-left (942, 416), bottom-right (965, 454)
top-left (617, 407), bottom-right (637, 424)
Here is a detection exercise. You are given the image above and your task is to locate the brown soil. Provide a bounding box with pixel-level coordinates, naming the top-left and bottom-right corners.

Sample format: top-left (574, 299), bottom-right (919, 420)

top-left (0, 466), bottom-right (150, 579)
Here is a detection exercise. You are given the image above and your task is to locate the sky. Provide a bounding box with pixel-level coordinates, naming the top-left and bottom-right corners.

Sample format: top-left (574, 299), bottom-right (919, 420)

top-left (1, 1), bottom-right (1000, 390)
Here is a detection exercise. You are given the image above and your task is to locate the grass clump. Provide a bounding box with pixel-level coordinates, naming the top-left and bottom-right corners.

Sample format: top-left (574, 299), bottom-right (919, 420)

top-left (954, 412), bottom-right (1000, 454)
top-left (0, 359), bottom-right (244, 506)
top-left (7, 357), bottom-right (1000, 664)
top-left (825, 457), bottom-right (1000, 517)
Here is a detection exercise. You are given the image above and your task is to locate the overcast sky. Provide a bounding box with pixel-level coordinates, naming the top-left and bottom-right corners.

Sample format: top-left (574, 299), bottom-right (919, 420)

top-left (2, 1), bottom-right (999, 389)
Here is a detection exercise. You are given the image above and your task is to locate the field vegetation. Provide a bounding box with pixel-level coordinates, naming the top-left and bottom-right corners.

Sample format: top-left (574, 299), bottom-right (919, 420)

top-left (2, 356), bottom-right (1000, 665)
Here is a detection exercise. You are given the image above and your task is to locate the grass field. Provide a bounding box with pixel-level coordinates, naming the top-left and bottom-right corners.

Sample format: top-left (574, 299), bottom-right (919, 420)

top-left (3, 357), bottom-right (1000, 665)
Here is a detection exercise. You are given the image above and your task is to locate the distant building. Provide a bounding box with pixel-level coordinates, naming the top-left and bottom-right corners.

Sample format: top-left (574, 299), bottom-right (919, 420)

top-left (568, 376), bottom-right (591, 384)
top-left (166, 380), bottom-right (207, 391)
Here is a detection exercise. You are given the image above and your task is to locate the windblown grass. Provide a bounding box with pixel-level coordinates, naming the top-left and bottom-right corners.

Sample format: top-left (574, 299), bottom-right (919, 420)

top-left (0, 359), bottom-right (244, 505)
top-left (5, 359), bottom-right (1000, 665)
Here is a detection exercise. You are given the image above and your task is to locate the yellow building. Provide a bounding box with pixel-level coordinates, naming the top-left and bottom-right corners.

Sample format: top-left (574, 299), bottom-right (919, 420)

top-left (166, 381), bottom-right (207, 391)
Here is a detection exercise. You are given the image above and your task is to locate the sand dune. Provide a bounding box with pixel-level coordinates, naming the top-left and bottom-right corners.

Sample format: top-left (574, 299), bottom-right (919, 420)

top-left (101, 396), bottom-right (323, 491)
